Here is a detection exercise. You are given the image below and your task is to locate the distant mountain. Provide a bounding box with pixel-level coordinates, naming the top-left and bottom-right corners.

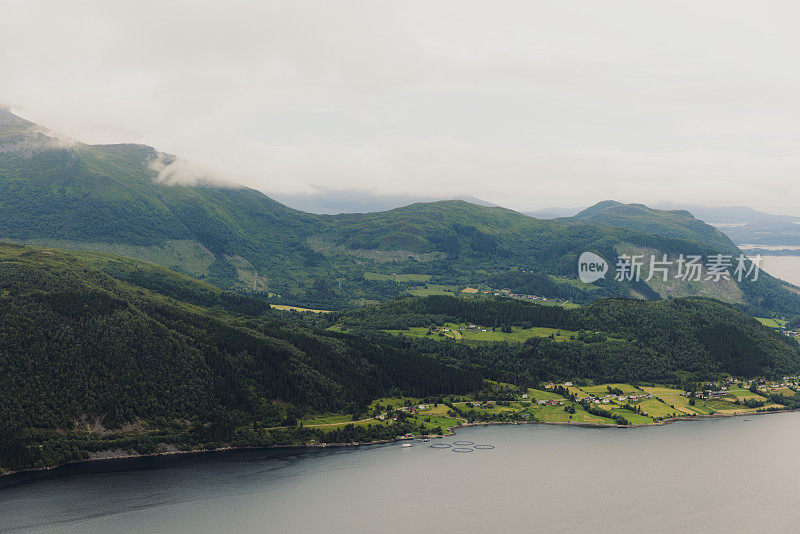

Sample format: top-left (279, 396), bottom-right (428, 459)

top-left (572, 200), bottom-right (739, 252)
top-left (655, 203), bottom-right (800, 225)
top-left (528, 200), bottom-right (800, 248)
top-left (655, 203), bottom-right (800, 247)
top-left (523, 206), bottom-right (584, 219)
top-left (2, 108), bottom-right (799, 314)
top-left (271, 188), bottom-right (496, 214)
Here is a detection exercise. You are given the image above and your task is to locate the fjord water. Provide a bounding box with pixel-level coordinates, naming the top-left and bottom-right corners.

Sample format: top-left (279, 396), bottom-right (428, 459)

top-left (4, 414), bottom-right (800, 533)
top-left (757, 255), bottom-right (800, 286)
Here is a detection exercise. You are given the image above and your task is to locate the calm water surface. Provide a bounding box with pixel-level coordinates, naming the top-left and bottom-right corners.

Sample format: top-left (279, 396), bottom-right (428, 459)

top-left (3, 413), bottom-right (800, 533)
top-left (755, 255), bottom-right (800, 286)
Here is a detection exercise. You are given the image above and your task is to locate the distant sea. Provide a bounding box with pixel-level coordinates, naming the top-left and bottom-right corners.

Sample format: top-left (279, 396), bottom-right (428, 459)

top-left (749, 254), bottom-right (800, 286)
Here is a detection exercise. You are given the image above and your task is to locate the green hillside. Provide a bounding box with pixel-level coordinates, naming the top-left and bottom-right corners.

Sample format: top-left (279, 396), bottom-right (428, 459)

top-left (329, 294), bottom-right (800, 381)
top-left (2, 109), bottom-right (799, 315)
top-left (573, 200), bottom-right (738, 252)
top-left (1, 244), bottom-right (798, 471)
top-left (0, 243), bottom-right (479, 470)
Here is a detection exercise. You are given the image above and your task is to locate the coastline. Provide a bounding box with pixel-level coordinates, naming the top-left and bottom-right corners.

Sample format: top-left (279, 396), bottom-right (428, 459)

top-left (2, 407), bottom-right (793, 484)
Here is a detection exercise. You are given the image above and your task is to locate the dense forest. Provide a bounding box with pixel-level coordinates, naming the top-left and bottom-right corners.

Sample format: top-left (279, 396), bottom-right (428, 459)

top-left (0, 244), bottom-right (479, 470)
top-left (326, 295), bottom-right (800, 382)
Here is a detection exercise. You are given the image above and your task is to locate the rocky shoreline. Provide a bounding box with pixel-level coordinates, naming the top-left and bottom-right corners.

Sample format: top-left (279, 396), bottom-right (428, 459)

top-left (2, 407), bottom-right (792, 483)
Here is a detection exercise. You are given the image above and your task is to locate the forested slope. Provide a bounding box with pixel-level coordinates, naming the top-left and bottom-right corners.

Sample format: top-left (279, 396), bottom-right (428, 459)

top-left (0, 244), bottom-right (479, 470)
top-left (572, 200), bottom-right (738, 252)
top-left (330, 295), bottom-right (800, 381)
top-left (3, 109), bottom-right (799, 314)
top-left (2, 245), bottom-right (799, 471)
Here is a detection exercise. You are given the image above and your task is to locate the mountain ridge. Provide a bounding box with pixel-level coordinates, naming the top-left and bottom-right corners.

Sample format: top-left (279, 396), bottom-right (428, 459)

top-left (571, 200), bottom-right (739, 253)
top-left (1, 109), bottom-right (798, 314)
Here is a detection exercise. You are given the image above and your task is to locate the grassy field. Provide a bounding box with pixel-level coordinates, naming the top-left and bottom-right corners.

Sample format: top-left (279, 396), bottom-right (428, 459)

top-left (542, 404), bottom-right (619, 425)
top-left (385, 322), bottom-right (578, 343)
top-left (299, 413), bottom-right (357, 426)
top-left (529, 405), bottom-right (573, 423)
top-left (702, 399), bottom-right (747, 413)
top-left (685, 401), bottom-right (716, 415)
top-left (755, 317), bottom-right (788, 328)
top-left (580, 383), bottom-right (642, 396)
top-left (420, 404), bottom-right (453, 417)
top-left (725, 386), bottom-right (768, 401)
top-left (572, 405), bottom-right (618, 424)
top-left (454, 402), bottom-right (519, 414)
top-left (640, 386), bottom-right (684, 396)
top-left (363, 272), bottom-right (431, 282)
top-left (415, 414), bottom-right (460, 432)
top-left (271, 304), bottom-right (331, 313)
top-left (638, 386), bottom-right (771, 416)
top-left (636, 398), bottom-right (678, 418)
top-left (405, 285), bottom-right (457, 297)
top-left (640, 386), bottom-right (698, 415)
top-left (296, 380), bottom-right (788, 435)
top-left (549, 275), bottom-right (601, 291)
top-left (460, 326), bottom-right (577, 343)
top-left (526, 388), bottom-right (566, 401)
top-left (369, 397), bottom-right (422, 410)
top-left (384, 326), bottom-right (439, 338)
top-left (608, 406), bottom-right (653, 425)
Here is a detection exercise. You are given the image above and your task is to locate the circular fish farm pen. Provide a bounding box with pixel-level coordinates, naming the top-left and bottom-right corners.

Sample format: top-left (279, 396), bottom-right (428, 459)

top-left (451, 447), bottom-right (474, 453)
top-left (473, 444), bottom-right (495, 450)
top-left (430, 443), bottom-right (452, 449)
top-left (453, 441), bottom-right (475, 446)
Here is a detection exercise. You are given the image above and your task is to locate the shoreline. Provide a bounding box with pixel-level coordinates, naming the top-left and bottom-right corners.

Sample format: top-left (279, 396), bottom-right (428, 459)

top-left (2, 407), bottom-right (793, 483)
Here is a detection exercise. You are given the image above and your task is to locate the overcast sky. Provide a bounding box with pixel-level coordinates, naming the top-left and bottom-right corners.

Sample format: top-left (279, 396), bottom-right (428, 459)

top-left (3, 1), bottom-right (800, 213)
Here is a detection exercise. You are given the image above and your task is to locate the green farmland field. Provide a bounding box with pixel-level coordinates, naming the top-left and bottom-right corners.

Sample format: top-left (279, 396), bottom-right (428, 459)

top-left (363, 272), bottom-right (432, 282)
top-left (386, 322), bottom-right (578, 343)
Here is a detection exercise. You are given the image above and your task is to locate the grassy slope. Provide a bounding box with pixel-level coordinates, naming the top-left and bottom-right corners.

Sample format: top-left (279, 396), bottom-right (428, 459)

top-left (2, 109), bottom-right (799, 314)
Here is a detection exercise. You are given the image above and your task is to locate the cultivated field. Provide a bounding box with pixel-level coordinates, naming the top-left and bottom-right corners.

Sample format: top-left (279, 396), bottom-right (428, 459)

top-left (386, 322), bottom-right (578, 343)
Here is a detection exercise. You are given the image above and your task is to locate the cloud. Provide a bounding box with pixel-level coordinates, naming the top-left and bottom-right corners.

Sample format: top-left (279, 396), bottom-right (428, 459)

top-left (27, 125), bottom-right (79, 150)
top-left (0, 109), bottom-right (79, 154)
top-left (149, 152), bottom-right (240, 188)
top-left (2, 0), bottom-right (800, 213)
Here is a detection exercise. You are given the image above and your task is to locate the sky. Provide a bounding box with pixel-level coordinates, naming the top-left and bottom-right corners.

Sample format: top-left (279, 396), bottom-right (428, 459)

top-left (2, 0), bottom-right (800, 213)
